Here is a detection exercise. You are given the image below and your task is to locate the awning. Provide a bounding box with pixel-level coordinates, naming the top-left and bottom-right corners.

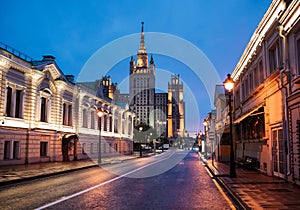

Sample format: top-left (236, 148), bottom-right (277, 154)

top-left (234, 105), bottom-right (264, 124)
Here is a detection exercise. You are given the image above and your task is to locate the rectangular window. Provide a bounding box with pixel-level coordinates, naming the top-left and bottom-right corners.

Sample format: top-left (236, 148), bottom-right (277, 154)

top-left (259, 60), bottom-right (264, 84)
top-left (297, 38), bottom-right (300, 75)
top-left (15, 90), bottom-right (22, 118)
top-left (82, 143), bottom-right (86, 154)
top-left (68, 105), bottom-right (72, 126)
top-left (6, 87), bottom-right (12, 117)
top-left (41, 97), bottom-right (47, 122)
top-left (40, 142), bottom-right (48, 157)
top-left (269, 43), bottom-right (280, 74)
top-left (249, 73), bottom-right (253, 93)
top-left (109, 116), bottom-right (113, 132)
top-left (82, 109), bottom-right (88, 128)
top-left (91, 143), bottom-right (94, 154)
top-left (63, 103), bottom-right (67, 125)
top-left (234, 89), bottom-right (240, 107)
top-left (104, 115), bottom-right (107, 131)
top-left (13, 141), bottom-right (20, 159)
top-left (4, 141), bottom-right (11, 159)
top-left (91, 111), bottom-right (95, 129)
top-left (254, 67), bottom-right (258, 87)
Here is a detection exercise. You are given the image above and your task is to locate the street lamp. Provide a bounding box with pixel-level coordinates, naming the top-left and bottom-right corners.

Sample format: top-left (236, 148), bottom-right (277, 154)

top-left (223, 73), bottom-right (237, 178)
top-left (138, 125), bottom-right (143, 157)
top-left (203, 119), bottom-right (208, 156)
top-left (97, 108), bottom-right (104, 165)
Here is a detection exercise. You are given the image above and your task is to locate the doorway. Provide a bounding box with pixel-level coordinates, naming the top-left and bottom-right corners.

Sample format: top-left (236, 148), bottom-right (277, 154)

top-left (272, 128), bottom-right (284, 178)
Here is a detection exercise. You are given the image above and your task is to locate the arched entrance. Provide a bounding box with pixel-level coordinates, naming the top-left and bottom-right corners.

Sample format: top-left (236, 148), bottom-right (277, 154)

top-left (62, 134), bottom-right (79, 161)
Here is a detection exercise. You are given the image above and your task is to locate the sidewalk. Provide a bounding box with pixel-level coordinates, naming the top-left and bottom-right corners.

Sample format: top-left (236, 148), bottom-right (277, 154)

top-left (0, 154), bottom-right (139, 186)
top-left (203, 158), bottom-right (300, 209)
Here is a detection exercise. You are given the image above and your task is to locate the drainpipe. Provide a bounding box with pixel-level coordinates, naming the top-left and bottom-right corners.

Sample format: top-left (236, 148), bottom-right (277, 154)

top-left (278, 25), bottom-right (291, 179)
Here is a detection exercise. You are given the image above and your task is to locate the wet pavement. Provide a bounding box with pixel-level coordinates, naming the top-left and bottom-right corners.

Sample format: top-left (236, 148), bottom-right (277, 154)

top-left (202, 156), bottom-right (300, 209)
top-left (1, 151), bottom-right (300, 209)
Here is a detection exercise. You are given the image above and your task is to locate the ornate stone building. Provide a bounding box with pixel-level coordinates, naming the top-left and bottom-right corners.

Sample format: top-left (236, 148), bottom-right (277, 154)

top-left (227, 0), bottom-right (299, 183)
top-left (129, 22), bottom-right (156, 129)
top-left (0, 43), bottom-right (134, 166)
top-left (167, 74), bottom-right (185, 138)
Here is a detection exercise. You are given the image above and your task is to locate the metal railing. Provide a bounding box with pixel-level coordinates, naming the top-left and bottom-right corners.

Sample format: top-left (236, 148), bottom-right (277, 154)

top-left (0, 42), bottom-right (34, 62)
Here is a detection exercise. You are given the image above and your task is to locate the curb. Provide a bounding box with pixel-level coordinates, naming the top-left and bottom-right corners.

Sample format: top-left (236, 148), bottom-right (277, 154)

top-left (0, 164), bottom-right (97, 187)
top-left (0, 156), bottom-right (139, 187)
top-left (201, 158), bottom-right (250, 210)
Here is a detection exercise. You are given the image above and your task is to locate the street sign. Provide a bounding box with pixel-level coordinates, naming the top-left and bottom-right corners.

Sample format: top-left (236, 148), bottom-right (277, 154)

top-left (208, 132), bottom-right (214, 140)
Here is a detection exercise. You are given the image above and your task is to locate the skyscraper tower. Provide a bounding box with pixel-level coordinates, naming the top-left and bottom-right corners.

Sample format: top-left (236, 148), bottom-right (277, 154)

top-left (168, 74), bottom-right (185, 138)
top-left (129, 22), bottom-right (155, 128)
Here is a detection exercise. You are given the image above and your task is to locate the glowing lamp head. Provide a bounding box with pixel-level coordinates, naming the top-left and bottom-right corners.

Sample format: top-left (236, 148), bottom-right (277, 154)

top-left (203, 120), bottom-right (208, 127)
top-left (223, 74), bottom-right (234, 92)
top-left (97, 109), bottom-right (104, 118)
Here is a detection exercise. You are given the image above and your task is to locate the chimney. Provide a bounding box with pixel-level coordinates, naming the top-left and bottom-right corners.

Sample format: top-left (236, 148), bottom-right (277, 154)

top-left (66, 75), bottom-right (75, 83)
top-left (42, 55), bottom-right (56, 61)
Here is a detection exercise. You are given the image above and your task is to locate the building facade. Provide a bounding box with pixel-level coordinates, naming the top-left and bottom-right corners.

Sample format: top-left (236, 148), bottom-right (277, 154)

top-left (0, 43), bottom-right (134, 166)
top-left (129, 22), bottom-right (156, 130)
top-left (228, 0), bottom-right (300, 183)
top-left (167, 74), bottom-right (185, 138)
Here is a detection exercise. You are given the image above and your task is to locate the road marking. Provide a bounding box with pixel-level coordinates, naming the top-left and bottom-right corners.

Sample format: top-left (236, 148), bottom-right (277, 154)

top-left (35, 150), bottom-right (176, 210)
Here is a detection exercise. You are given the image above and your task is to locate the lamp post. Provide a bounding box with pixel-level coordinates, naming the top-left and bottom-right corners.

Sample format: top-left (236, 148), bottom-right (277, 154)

top-left (97, 108), bottom-right (104, 165)
top-left (223, 74), bottom-right (237, 178)
top-left (139, 126), bottom-right (143, 157)
top-left (203, 119), bottom-right (208, 156)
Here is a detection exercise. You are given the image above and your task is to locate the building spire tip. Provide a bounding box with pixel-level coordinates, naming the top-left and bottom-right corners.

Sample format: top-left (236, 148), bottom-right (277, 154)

top-left (141, 22), bottom-right (144, 32)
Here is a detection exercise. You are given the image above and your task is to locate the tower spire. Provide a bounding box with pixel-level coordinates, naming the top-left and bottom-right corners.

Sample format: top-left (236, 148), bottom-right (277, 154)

top-left (139, 22), bottom-right (145, 51)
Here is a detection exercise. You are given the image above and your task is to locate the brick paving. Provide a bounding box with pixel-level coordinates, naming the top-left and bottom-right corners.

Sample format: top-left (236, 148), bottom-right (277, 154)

top-left (204, 158), bottom-right (300, 209)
